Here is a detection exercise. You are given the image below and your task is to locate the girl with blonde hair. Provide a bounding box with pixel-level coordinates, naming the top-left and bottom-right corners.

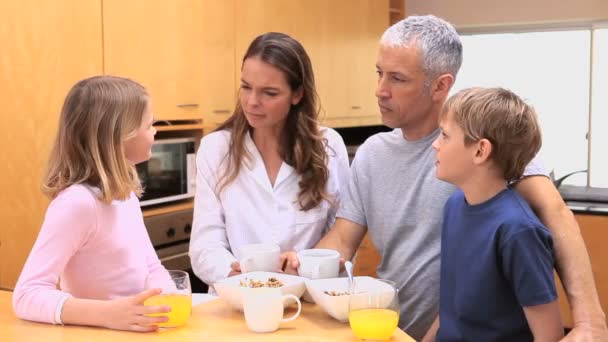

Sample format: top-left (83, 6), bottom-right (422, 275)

top-left (189, 32), bottom-right (350, 287)
top-left (13, 75), bottom-right (171, 332)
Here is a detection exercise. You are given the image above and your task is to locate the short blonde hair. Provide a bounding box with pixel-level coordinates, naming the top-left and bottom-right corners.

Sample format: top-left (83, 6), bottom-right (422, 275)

top-left (43, 75), bottom-right (149, 203)
top-left (440, 87), bottom-right (542, 180)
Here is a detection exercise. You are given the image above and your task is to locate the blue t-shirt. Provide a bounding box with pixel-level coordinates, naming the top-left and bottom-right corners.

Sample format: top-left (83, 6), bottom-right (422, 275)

top-left (437, 188), bottom-right (557, 342)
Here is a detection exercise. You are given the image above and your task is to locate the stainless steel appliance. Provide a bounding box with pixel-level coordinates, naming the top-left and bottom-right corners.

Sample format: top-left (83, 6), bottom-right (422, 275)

top-left (137, 138), bottom-right (196, 207)
top-left (144, 209), bottom-right (207, 293)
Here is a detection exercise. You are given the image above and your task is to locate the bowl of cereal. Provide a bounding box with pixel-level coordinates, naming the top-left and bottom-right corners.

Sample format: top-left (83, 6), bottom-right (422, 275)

top-left (305, 276), bottom-right (396, 322)
top-left (214, 271), bottom-right (306, 311)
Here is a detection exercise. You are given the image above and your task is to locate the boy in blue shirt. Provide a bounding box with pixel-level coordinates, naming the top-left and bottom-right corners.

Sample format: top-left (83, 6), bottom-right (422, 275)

top-left (430, 87), bottom-right (563, 341)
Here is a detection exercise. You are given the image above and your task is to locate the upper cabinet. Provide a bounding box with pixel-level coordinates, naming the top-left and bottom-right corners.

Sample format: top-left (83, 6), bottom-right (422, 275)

top-left (316, 0), bottom-right (388, 127)
top-left (0, 0), bottom-right (103, 289)
top-left (103, 0), bottom-right (236, 125)
top-left (200, 0), bottom-right (236, 127)
top-left (234, 0), bottom-right (301, 83)
top-left (103, 0), bottom-right (207, 122)
top-left (234, 0), bottom-right (389, 128)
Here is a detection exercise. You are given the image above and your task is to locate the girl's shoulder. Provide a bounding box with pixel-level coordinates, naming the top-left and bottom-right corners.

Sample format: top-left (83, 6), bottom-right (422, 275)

top-left (48, 184), bottom-right (98, 217)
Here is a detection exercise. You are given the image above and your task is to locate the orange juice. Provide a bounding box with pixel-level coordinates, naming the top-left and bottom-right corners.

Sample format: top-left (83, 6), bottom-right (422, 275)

top-left (144, 294), bottom-right (192, 327)
top-left (349, 309), bottom-right (399, 340)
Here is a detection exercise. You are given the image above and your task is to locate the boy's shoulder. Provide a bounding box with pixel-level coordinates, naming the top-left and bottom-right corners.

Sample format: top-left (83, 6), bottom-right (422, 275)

top-left (496, 189), bottom-right (552, 241)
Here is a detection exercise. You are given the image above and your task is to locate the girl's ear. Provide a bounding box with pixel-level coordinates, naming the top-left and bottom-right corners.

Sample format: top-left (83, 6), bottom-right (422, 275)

top-left (291, 86), bottom-right (304, 105)
top-left (473, 138), bottom-right (493, 164)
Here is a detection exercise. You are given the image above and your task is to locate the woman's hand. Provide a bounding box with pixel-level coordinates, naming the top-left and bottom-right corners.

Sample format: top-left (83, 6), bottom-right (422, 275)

top-left (228, 261), bottom-right (242, 277)
top-left (100, 288), bottom-right (171, 332)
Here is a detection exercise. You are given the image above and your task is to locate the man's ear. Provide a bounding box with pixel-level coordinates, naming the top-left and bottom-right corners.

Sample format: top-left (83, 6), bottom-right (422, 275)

top-left (431, 74), bottom-right (455, 102)
top-left (292, 87), bottom-right (304, 105)
top-left (473, 138), bottom-right (493, 164)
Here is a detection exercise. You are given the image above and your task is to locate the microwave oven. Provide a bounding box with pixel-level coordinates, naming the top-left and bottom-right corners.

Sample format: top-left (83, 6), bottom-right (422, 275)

top-left (136, 138), bottom-right (197, 207)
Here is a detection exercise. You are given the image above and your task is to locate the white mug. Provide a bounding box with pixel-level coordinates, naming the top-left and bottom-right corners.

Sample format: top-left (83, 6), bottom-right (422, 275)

top-left (243, 287), bottom-right (302, 333)
top-left (297, 248), bottom-right (340, 279)
top-left (239, 243), bottom-right (281, 273)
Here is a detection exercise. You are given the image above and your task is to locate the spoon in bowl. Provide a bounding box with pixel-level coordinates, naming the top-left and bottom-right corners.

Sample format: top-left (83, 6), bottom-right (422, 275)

top-left (345, 260), bottom-right (354, 294)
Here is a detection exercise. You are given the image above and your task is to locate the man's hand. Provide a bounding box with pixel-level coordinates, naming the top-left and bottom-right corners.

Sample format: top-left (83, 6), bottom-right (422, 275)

top-left (561, 321), bottom-right (608, 341)
top-left (280, 252), bottom-right (300, 275)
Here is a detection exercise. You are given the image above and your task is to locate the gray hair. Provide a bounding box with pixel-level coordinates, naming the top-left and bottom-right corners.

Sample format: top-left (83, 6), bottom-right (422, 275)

top-left (381, 15), bottom-right (463, 80)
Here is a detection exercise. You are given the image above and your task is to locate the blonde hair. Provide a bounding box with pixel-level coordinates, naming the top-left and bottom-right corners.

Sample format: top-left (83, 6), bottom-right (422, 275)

top-left (440, 87), bottom-right (542, 180)
top-left (215, 32), bottom-right (330, 211)
top-left (43, 75), bottom-right (149, 203)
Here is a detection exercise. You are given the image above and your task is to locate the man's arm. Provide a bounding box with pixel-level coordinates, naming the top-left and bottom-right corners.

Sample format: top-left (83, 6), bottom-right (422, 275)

top-left (316, 218), bottom-right (367, 261)
top-left (283, 218), bottom-right (367, 272)
top-left (421, 316), bottom-right (439, 342)
top-left (524, 301), bottom-right (564, 341)
top-left (514, 176), bottom-right (608, 340)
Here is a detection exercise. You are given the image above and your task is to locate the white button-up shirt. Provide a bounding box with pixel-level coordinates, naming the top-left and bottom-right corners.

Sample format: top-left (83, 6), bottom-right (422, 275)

top-left (189, 127), bottom-right (350, 287)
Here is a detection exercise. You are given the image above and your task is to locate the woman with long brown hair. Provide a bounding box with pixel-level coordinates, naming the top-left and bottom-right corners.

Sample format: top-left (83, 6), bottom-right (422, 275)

top-left (189, 32), bottom-right (349, 288)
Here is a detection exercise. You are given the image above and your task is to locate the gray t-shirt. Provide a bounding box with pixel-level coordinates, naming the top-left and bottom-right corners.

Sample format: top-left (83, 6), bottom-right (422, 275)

top-left (337, 128), bottom-right (546, 340)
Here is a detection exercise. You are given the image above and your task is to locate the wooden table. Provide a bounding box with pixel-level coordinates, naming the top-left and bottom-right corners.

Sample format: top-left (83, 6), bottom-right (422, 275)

top-left (0, 291), bottom-right (414, 341)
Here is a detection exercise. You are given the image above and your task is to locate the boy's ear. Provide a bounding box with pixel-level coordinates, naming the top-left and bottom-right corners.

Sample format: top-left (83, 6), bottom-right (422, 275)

top-left (431, 74), bottom-right (455, 102)
top-left (473, 138), bottom-right (493, 164)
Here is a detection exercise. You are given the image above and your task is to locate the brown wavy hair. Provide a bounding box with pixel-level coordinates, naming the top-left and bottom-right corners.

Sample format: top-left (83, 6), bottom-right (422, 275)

top-left (215, 32), bottom-right (329, 210)
top-left (440, 87), bottom-right (542, 181)
top-left (43, 75), bottom-right (149, 203)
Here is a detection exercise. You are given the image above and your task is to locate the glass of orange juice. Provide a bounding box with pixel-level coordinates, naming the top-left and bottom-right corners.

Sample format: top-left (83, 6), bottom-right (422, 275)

top-left (348, 278), bottom-right (399, 341)
top-left (144, 270), bottom-right (192, 328)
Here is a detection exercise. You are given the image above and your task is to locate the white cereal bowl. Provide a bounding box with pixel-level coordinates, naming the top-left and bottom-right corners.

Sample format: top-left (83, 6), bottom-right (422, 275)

top-left (305, 276), bottom-right (396, 322)
top-left (213, 271), bottom-right (306, 311)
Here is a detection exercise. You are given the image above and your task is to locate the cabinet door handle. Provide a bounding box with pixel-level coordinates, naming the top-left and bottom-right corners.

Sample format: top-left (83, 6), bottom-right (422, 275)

top-left (177, 103), bottom-right (199, 108)
top-left (212, 109), bottom-right (231, 114)
top-left (351, 105), bottom-right (361, 110)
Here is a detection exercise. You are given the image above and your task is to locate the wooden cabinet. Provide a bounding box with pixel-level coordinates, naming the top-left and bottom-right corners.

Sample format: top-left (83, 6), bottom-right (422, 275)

top-left (234, 0), bottom-right (388, 128)
top-left (103, 0), bottom-right (206, 122)
top-left (556, 214), bottom-right (608, 328)
top-left (390, 0), bottom-right (406, 25)
top-left (104, 0), bottom-right (237, 126)
top-left (0, 0), bottom-right (103, 289)
top-left (200, 0), bottom-right (236, 127)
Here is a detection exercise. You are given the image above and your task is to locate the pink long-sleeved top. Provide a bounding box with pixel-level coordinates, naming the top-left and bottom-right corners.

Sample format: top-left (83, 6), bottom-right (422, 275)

top-left (13, 184), bottom-right (167, 324)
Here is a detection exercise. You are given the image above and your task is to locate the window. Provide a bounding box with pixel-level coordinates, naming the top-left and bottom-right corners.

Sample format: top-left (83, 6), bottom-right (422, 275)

top-left (591, 28), bottom-right (608, 187)
top-left (452, 26), bottom-right (607, 188)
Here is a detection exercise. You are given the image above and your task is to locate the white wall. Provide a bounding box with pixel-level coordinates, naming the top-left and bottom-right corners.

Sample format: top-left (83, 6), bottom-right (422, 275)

top-left (407, 0), bottom-right (608, 28)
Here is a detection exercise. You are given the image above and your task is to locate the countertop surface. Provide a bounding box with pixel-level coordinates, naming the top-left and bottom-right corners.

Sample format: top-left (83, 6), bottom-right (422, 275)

top-left (0, 290), bottom-right (413, 342)
top-left (560, 185), bottom-right (608, 215)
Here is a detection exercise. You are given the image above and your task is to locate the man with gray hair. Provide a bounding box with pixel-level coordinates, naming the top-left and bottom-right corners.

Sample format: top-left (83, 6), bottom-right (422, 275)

top-left (286, 15), bottom-right (607, 341)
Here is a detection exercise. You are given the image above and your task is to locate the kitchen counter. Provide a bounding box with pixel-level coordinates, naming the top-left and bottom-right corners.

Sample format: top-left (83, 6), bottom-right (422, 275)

top-left (0, 291), bottom-right (413, 341)
top-left (560, 185), bottom-right (608, 215)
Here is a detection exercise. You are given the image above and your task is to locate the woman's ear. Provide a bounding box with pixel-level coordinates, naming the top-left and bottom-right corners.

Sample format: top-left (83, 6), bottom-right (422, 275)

top-left (473, 138), bottom-right (493, 164)
top-left (291, 87), bottom-right (304, 105)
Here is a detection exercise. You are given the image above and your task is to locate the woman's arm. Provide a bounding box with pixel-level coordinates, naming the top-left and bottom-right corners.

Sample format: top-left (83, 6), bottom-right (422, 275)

top-left (189, 136), bottom-right (237, 286)
top-left (515, 176), bottom-right (607, 340)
